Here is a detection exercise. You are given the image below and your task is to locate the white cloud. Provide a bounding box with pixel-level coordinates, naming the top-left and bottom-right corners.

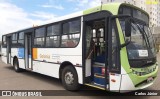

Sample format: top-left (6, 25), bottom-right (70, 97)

top-left (89, 0), bottom-right (102, 8)
top-left (0, 2), bottom-right (31, 34)
top-left (39, 0), bottom-right (64, 10)
top-left (40, 4), bottom-right (64, 10)
top-left (77, 0), bottom-right (89, 7)
top-left (0, 1), bottom-right (57, 40)
top-left (30, 11), bottom-right (57, 20)
top-left (72, 0), bottom-right (101, 11)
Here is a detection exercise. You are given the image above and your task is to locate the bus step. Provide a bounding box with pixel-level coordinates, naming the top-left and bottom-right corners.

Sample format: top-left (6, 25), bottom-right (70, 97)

top-left (85, 82), bottom-right (106, 90)
top-left (93, 73), bottom-right (105, 86)
top-left (93, 62), bottom-right (105, 67)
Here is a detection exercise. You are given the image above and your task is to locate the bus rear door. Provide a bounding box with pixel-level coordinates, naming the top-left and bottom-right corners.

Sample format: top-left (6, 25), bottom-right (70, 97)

top-left (6, 36), bottom-right (11, 64)
top-left (25, 32), bottom-right (32, 70)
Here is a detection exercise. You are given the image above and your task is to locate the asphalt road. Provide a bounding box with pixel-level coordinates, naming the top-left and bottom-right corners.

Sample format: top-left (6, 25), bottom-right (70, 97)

top-left (0, 53), bottom-right (160, 99)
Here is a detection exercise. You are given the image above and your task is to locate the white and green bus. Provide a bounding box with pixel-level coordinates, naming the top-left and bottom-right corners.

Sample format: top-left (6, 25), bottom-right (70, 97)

top-left (1, 3), bottom-right (158, 92)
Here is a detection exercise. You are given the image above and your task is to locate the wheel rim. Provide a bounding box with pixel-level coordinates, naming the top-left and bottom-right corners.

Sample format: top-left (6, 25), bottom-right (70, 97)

top-left (64, 72), bottom-right (74, 85)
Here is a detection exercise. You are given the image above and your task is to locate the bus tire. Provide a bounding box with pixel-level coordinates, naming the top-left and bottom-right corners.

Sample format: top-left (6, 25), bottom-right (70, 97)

top-left (13, 58), bottom-right (22, 72)
top-left (61, 66), bottom-right (80, 91)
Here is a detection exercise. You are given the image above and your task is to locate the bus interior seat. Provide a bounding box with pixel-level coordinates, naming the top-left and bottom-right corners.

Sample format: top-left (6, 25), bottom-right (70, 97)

top-left (66, 40), bottom-right (76, 47)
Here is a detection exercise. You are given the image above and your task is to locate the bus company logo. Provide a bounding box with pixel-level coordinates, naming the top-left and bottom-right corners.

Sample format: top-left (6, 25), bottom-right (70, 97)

top-left (39, 54), bottom-right (50, 59)
top-left (146, 0), bottom-right (159, 5)
top-left (2, 91), bottom-right (11, 96)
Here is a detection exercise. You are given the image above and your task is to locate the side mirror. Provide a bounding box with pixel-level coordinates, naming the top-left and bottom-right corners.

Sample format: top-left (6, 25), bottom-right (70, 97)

top-left (125, 19), bottom-right (131, 37)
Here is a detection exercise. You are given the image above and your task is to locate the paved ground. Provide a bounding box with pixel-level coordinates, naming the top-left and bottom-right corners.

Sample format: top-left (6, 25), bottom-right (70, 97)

top-left (0, 53), bottom-right (160, 99)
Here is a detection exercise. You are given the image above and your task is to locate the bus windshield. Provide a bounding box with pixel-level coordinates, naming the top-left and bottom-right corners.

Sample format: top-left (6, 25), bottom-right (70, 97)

top-left (120, 20), bottom-right (156, 60)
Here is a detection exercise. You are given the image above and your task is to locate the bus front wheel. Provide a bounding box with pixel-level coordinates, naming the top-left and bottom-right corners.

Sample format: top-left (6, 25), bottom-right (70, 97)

top-left (61, 66), bottom-right (80, 91)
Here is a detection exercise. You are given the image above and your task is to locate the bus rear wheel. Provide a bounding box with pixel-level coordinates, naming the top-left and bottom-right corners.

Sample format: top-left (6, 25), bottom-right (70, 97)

top-left (61, 66), bottom-right (80, 91)
top-left (13, 58), bottom-right (22, 72)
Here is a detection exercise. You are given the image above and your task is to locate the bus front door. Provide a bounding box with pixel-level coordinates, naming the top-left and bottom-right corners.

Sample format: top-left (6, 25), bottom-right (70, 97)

top-left (6, 36), bottom-right (11, 64)
top-left (83, 18), bottom-right (109, 90)
top-left (25, 33), bottom-right (32, 70)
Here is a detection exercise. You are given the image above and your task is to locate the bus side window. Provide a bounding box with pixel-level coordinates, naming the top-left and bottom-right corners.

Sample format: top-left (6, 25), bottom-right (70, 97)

top-left (2, 36), bottom-right (7, 48)
top-left (46, 24), bottom-right (60, 47)
top-left (12, 33), bottom-right (18, 47)
top-left (61, 19), bottom-right (81, 48)
top-left (18, 32), bottom-right (24, 47)
top-left (34, 27), bottom-right (45, 47)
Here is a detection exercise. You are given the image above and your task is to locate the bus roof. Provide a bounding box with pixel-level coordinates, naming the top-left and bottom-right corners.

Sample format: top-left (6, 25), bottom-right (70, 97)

top-left (83, 3), bottom-right (148, 16)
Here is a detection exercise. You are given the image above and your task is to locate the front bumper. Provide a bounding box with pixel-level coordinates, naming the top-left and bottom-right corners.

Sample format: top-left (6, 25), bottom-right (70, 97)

top-left (119, 64), bottom-right (158, 92)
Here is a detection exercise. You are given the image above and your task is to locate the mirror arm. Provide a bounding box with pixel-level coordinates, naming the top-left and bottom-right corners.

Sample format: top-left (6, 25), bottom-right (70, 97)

top-left (120, 41), bottom-right (130, 49)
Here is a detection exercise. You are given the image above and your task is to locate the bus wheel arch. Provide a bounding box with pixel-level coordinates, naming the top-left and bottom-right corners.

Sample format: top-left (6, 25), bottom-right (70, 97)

top-left (59, 61), bottom-right (74, 79)
top-left (59, 61), bottom-right (80, 91)
top-left (13, 56), bottom-right (18, 66)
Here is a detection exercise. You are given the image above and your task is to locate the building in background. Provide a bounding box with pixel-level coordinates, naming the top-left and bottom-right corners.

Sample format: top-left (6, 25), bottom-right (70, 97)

top-left (151, 26), bottom-right (160, 45)
top-left (102, 0), bottom-right (160, 27)
top-left (146, 0), bottom-right (160, 27)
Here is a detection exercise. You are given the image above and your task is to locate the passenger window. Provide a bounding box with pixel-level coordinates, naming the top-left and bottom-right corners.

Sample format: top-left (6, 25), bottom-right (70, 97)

top-left (61, 19), bottom-right (81, 47)
top-left (19, 32), bottom-right (24, 39)
top-left (61, 34), bottom-right (80, 47)
top-left (18, 32), bottom-right (24, 46)
top-left (46, 24), bottom-right (60, 47)
top-left (63, 20), bottom-right (80, 34)
top-left (2, 36), bottom-right (7, 47)
top-left (3, 36), bottom-right (6, 44)
top-left (12, 33), bottom-right (17, 46)
top-left (47, 24), bottom-right (60, 36)
top-left (46, 36), bottom-right (60, 47)
top-left (34, 27), bottom-right (45, 47)
top-left (12, 33), bottom-right (17, 41)
top-left (35, 27), bottom-right (45, 37)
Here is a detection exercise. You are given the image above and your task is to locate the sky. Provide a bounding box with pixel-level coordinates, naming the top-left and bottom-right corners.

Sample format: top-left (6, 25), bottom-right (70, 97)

top-left (0, 0), bottom-right (101, 40)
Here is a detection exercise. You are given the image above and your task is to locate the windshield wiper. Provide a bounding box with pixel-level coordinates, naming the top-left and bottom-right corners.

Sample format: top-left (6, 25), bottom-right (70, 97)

top-left (134, 23), bottom-right (150, 49)
top-left (140, 25), bottom-right (152, 48)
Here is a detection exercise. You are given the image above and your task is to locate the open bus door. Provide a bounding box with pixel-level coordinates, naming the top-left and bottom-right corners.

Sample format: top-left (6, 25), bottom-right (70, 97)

top-left (83, 12), bottom-right (126, 91)
top-left (83, 11), bottom-right (111, 90)
top-left (6, 36), bottom-right (11, 64)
